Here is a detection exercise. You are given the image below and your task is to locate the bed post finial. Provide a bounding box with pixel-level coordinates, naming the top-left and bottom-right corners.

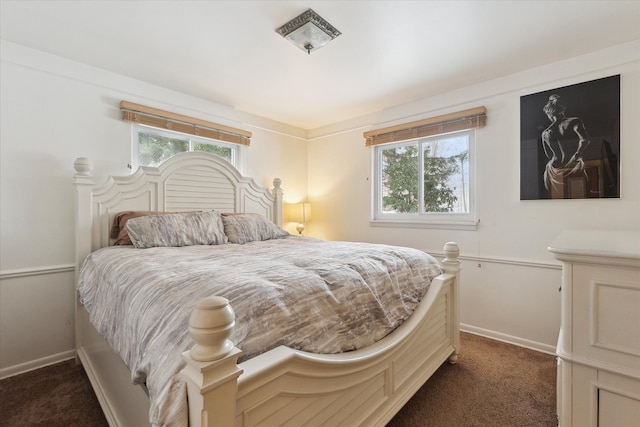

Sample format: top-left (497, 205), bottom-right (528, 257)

top-left (74, 157), bottom-right (93, 177)
top-left (442, 242), bottom-right (460, 270)
top-left (188, 296), bottom-right (236, 361)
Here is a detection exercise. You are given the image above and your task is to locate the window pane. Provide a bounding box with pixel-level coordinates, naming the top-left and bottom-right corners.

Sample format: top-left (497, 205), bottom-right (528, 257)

top-left (423, 135), bottom-right (469, 213)
top-left (136, 125), bottom-right (238, 169)
top-left (138, 132), bottom-right (188, 167)
top-left (381, 144), bottom-right (419, 213)
top-left (373, 129), bottom-right (475, 228)
top-left (194, 142), bottom-right (232, 162)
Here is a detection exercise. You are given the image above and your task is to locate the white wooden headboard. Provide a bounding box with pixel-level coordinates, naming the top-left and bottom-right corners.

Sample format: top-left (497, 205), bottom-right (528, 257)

top-left (73, 152), bottom-right (282, 263)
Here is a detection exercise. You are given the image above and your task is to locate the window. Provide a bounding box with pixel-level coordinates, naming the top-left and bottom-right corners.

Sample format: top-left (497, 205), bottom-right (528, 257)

top-left (373, 130), bottom-right (475, 229)
top-left (120, 100), bottom-right (250, 170)
top-left (134, 125), bottom-right (238, 168)
top-left (366, 107), bottom-right (485, 230)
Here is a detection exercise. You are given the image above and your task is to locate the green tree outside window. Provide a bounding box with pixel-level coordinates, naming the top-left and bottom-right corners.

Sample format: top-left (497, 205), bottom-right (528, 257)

top-left (380, 136), bottom-right (468, 214)
top-left (137, 127), bottom-right (236, 168)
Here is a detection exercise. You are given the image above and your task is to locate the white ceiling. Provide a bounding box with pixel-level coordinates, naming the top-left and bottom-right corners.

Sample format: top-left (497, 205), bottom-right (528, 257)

top-left (1, 1), bottom-right (639, 130)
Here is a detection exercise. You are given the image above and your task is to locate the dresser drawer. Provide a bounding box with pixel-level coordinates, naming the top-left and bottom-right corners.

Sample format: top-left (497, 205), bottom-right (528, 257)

top-left (571, 264), bottom-right (640, 371)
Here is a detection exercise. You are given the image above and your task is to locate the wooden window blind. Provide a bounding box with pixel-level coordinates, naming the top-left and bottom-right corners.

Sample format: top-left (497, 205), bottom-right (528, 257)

top-left (120, 101), bottom-right (251, 146)
top-left (363, 106), bottom-right (486, 146)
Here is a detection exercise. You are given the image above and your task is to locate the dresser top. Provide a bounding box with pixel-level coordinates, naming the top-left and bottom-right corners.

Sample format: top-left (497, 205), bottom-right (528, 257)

top-left (548, 229), bottom-right (640, 266)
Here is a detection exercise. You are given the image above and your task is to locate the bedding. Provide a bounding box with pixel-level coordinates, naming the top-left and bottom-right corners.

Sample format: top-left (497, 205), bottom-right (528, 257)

top-left (78, 237), bottom-right (441, 426)
top-left (111, 211), bottom-right (198, 246)
top-left (221, 212), bottom-right (290, 244)
top-left (125, 210), bottom-right (228, 248)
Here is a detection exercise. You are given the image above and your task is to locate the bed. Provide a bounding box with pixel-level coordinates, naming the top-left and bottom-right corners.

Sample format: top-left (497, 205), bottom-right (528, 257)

top-left (73, 152), bottom-right (461, 427)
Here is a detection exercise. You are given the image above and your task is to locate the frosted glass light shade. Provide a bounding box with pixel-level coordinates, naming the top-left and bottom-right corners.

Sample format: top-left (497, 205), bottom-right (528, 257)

top-left (276, 9), bottom-right (341, 54)
top-left (284, 22), bottom-right (333, 54)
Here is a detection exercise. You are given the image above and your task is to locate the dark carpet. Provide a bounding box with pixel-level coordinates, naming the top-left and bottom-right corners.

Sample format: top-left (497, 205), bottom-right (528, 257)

top-left (0, 359), bottom-right (108, 427)
top-left (0, 332), bottom-right (556, 426)
top-left (387, 332), bottom-right (557, 426)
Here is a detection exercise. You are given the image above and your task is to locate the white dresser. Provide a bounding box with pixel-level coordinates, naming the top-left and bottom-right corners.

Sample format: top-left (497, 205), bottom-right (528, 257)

top-left (549, 230), bottom-right (640, 427)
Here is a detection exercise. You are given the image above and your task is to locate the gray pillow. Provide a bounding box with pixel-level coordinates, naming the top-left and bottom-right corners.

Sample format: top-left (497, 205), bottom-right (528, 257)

top-left (125, 210), bottom-right (228, 248)
top-left (222, 213), bottom-right (289, 244)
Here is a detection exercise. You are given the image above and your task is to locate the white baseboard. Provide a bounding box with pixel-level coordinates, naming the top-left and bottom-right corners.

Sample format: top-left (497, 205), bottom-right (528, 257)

top-left (461, 324), bottom-right (557, 355)
top-left (0, 350), bottom-right (76, 380)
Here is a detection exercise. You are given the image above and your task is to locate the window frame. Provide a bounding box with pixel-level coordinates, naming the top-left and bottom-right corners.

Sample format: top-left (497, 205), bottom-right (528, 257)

top-left (371, 129), bottom-right (477, 231)
top-left (130, 124), bottom-right (245, 171)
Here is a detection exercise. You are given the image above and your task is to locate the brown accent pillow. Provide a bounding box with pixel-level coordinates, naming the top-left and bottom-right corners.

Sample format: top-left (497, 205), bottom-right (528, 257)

top-left (111, 211), bottom-right (197, 245)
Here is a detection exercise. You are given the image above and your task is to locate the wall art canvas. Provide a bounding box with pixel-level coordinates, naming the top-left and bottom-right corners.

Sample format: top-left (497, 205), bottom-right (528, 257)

top-left (520, 75), bottom-right (620, 200)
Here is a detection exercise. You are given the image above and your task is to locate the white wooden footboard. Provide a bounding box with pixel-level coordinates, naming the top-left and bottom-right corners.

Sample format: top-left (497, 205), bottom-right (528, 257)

top-left (180, 243), bottom-right (461, 427)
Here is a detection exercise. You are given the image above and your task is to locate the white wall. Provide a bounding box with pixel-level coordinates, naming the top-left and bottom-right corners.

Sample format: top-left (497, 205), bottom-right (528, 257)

top-left (1, 39), bottom-right (638, 376)
top-left (307, 41), bottom-right (640, 353)
top-left (0, 41), bottom-right (308, 377)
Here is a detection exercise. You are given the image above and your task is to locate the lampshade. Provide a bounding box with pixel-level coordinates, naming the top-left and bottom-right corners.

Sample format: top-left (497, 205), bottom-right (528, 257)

top-left (276, 9), bottom-right (341, 55)
top-left (285, 202), bottom-right (311, 224)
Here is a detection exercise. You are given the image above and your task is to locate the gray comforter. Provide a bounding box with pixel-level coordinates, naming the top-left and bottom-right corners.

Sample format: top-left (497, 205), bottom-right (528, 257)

top-left (78, 237), bottom-right (441, 426)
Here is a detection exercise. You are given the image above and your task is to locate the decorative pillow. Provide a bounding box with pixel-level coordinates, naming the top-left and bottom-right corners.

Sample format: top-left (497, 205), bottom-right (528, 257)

top-left (222, 213), bottom-right (289, 244)
top-left (125, 210), bottom-right (228, 248)
top-left (111, 211), bottom-right (198, 245)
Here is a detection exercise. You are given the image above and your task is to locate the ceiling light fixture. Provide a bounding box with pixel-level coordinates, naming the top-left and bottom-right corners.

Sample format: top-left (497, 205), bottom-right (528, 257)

top-left (276, 9), bottom-right (341, 55)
